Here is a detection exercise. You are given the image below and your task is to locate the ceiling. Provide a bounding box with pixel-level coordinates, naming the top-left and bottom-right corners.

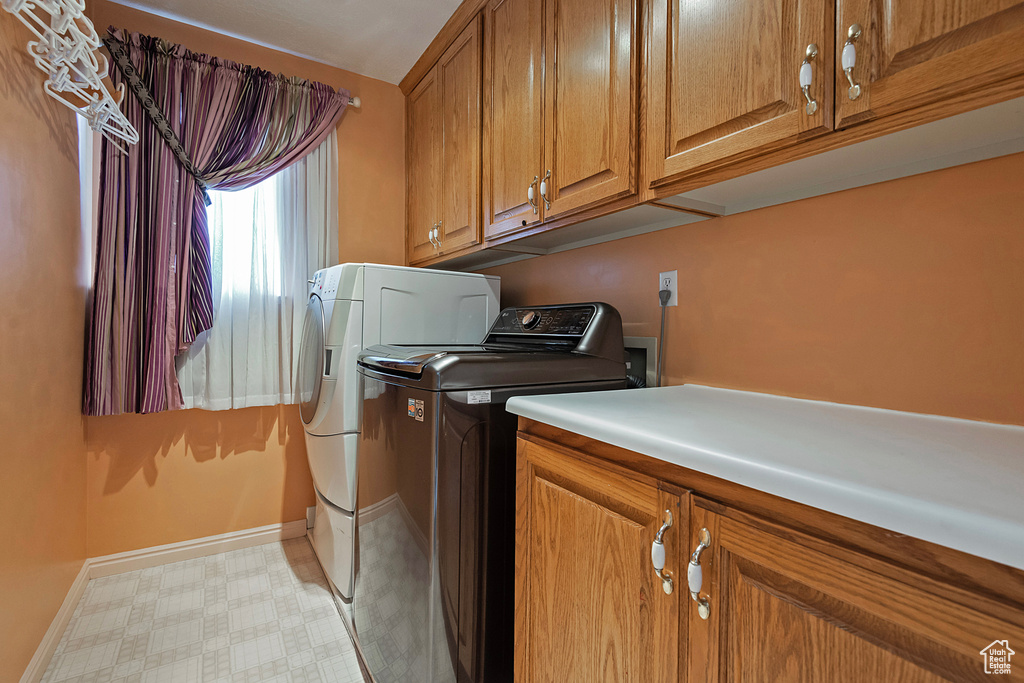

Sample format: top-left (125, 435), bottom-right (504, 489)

top-left (108, 0), bottom-right (464, 84)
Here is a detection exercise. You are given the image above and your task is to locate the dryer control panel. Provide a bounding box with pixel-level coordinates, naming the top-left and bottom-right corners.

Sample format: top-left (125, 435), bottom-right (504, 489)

top-left (310, 267), bottom-right (343, 299)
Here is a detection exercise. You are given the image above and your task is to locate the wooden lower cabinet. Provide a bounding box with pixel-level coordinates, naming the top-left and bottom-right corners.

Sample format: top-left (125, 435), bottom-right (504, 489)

top-left (516, 429), bottom-right (1024, 683)
top-left (688, 499), bottom-right (1024, 683)
top-left (515, 437), bottom-right (682, 682)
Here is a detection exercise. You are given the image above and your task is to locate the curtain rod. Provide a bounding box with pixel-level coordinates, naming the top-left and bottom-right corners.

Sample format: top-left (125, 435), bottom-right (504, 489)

top-left (348, 96), bottom-right (361, 108)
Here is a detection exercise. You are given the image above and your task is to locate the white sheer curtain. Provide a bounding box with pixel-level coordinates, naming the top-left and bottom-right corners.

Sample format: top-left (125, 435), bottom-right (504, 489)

top-left (176, 130), bottom-right (339, 410)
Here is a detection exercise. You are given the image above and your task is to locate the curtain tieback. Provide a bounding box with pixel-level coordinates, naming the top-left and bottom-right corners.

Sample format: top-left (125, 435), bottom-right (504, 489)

top-left (103, 35), bottom-right (212, 206)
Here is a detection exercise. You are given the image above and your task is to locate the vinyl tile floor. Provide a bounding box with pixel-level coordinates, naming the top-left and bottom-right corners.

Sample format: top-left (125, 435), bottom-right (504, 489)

top-left (41, 537), bottom-right (364, 683)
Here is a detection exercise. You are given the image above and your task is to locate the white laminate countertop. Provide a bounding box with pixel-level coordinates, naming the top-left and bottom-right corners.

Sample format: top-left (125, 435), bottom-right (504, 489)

top-left (506, 385), bottom-right (1024, 571)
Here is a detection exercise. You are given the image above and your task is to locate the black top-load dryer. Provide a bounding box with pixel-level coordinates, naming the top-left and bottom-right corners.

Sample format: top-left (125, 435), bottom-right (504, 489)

top-left (353, 303), bottom-right (626, 683)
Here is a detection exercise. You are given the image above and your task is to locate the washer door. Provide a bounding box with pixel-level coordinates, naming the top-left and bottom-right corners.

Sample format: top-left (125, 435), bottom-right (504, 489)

top-left (298, 294), bottom-right (325, 425)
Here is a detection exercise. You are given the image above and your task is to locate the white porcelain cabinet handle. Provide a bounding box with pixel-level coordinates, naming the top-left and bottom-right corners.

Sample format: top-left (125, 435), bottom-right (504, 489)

top-left (527, 175), bottom-right (539, 214)
top-left (688, 527), bottom-right (712, 620)
top-left (650, 510), bottom-right (674, 594)
top-left (800, 44), bottom-right (818, 115)
top-left (842, 23), bottom-right (863, 100)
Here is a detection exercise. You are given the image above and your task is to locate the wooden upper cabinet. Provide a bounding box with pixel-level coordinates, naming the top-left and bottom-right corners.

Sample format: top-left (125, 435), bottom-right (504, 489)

top-left (407, 19), bottom-right (484, 265)
top-left (407, 67), bottom-right (442, 264)
top-left (484, 0), bottom-right (639, 240)
top-left (484, 0), bottom-right (545, 240)
top-left (515, 438), bottom-right (681, 682)
top-left (645, 0), bottom-right (834, 191)
top-left (835, 0), bottom-right (1024, 129)
top-left (438, 16), bottom-right (483, 254)
top-left (687, 499), bottom-right (1024, 683)
top-left (541, 0), bottom-right (637, 217)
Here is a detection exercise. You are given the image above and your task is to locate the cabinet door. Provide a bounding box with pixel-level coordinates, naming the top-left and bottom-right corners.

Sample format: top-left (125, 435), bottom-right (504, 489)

top-left (541, 0), bottom-right (636, 218)
top-left (686, 500), bottom-right (1024, 683)
top-left (835, 0), bottom-right (1024, 129)
top-left (439, 16), bottom-right (483, 254)
top-left (483, 0), bottom-right (545, 240)
top-left (407, 67), bottom-right (441, 264)
top-left (515, 438), bottom-right (681, 683)
top-left (645, 0), bottom-right (833, 189)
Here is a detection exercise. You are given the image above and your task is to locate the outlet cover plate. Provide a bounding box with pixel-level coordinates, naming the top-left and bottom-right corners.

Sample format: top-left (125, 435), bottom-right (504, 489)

top-left (658, 270), bottom-right (678, 307)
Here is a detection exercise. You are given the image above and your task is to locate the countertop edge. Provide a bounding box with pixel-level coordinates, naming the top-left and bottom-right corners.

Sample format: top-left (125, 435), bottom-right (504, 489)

top-left (507, 393), bottom-right (1024, 573)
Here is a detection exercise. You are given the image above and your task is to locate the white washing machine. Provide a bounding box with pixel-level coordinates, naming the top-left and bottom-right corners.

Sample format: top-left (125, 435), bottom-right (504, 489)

top-left (297, 263), bottom-right (500, 599)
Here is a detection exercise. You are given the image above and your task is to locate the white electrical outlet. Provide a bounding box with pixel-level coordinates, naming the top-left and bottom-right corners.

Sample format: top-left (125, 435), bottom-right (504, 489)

top-left (306, 506), bottom-right (316, 529)
top-left (658, 270), bottom-right (678, 307)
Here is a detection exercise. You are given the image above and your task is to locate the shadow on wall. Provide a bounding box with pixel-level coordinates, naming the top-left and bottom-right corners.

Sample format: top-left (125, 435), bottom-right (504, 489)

top-left (0, 16), bottom-right (79, 165)
top-left (84, 405), bottom-right (300, 495)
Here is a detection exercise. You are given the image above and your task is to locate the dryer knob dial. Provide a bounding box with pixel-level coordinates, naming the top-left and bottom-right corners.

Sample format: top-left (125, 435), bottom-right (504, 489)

top-left (521, 310), bottom-right (541, 330)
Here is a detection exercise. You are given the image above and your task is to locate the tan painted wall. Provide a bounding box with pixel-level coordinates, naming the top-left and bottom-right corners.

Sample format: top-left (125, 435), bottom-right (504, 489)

top-left (0, 13), bottom-right (89, 678)
top-left (84, 406), bottom-right (312, 556)
top-left (83, 0), bottom-right (407, 557)
top-left (485, 152), bottom-right (1024, 426)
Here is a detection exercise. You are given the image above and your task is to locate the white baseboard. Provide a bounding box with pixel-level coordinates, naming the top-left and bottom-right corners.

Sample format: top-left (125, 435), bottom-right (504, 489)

top-left (88, 520), bottom-right (308, 579)
top-left (20, 561), bottom-right (90, 683)
top-left (21, 520), bottom-right (307, 682)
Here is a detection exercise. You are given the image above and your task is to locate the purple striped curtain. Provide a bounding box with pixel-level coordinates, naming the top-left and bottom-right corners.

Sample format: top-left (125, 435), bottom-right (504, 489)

top-left (84, 29), bottom-right (349, 415)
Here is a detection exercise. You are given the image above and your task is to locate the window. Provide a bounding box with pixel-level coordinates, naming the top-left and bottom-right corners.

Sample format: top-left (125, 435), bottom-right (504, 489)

top-left (209, 178), bottom-right (283, 297)
top-left (175, 130), bottom-right (339, 410)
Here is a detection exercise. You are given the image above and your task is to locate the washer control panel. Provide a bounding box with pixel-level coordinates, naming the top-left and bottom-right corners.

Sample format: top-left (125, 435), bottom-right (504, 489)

top-left (489, 305), bottom-right (596, 336)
